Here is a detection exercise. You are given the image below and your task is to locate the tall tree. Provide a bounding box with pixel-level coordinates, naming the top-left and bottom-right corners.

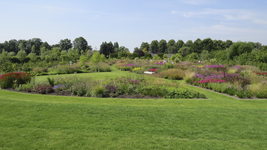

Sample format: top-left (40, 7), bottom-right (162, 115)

top-left (59, 39), bottom-right (72, 51)
top-left (40, 42), bottom-right (51, 50)
top-left (167, 39), bottom-right (176, 53)
top-left (31, 45), bottom-right (36, 53)
top-left (31, 38), bottom-right (42, 55)
top-left (202, 38), bottom-right (213, 52)
top-left (8, 39), bottom-right (18, 54)
top-left (99, 42), bottom-right (109, 58)
top-left (176, 40), bottom-right (184, 51)
top-left (225, 40), bottom-right (233, 49)
top-left (16, 50), bottom-right (27, 62)
top-left (158, 39), bottom-right (167, 53)
top-left (114, 42), bottom-right (119, 49)
top-left (140, 42), bottom-right (149, 52)
top-left (150, 40), bottom-right (158, 53)
top-left (191, 38), bottom-right (202, 53)
top-left (107, 41), bottom-right (114, 54)
top-left (254, 42), bottom-right (262, 49)
top-left (228, 42), bottom-right (254, 59)
top-left (183, 40), bottom-right (193, 47)
top-left (73, 37), bottom-right (88, 52)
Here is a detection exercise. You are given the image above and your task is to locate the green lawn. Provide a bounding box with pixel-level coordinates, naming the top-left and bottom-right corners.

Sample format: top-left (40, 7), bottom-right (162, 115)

top-left (0, 67), bottom-right (267, 149)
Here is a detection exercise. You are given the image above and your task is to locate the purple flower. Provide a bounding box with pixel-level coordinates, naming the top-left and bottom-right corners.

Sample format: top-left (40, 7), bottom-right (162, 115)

top-left (235, 66), bottom-right (241, 69)
top-left (53, 84), bottom-right (65, 90)
top-left (127, 63), bottom-right (135, 67)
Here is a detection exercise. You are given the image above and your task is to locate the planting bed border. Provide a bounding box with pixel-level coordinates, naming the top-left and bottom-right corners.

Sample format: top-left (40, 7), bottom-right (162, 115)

top-left (186, 84), bottom-right (267, 100)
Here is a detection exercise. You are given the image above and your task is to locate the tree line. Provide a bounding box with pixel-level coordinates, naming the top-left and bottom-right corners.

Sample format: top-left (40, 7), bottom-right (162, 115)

top-left (135, 38), bottom-right (262, 54)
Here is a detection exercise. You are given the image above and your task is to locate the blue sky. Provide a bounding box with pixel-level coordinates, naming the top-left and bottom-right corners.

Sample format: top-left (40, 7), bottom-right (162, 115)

top-left (1, 0), bottom-right (267, 52)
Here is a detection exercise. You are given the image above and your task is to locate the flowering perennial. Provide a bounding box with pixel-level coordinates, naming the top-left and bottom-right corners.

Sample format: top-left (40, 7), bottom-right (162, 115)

top-left (122, 63), bottom-right (135, 67)
top-left (53, 84), bottom-right (66, 91)
top-left (0, 72), bottom-right (32, 89)
top-left (148, 68), bottom-right (157, 73)
top-left (253, 71), bottom-right (267, 76)
top-left (204, 65), bottom-right (224, 68)
top-left (194, 79), bottom-right (228, 84)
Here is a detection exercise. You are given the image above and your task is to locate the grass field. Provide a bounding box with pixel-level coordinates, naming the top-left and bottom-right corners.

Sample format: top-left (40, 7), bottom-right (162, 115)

top-left (0, 66), bottom-right (267, 149)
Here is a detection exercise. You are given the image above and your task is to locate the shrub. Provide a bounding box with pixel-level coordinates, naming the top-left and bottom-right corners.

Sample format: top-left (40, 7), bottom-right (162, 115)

top-left (0, 72), bottom-right (32, 89)
top-left (89, 63), bottom-right (111, 72)
top-left (132, 67), bottom-right (145, 74)
top-left (34, 85), bottom-right (53, 94)
top-left (144, 53), bottom-right (152, 59)
top-left (148, 68), bottom-right (158, 73)
top-left (184, 71), bottom-right (196, 84)
top-left (32, 67), bottom-right (47, 73)
top-left (236, 90), bottom-right (245, 98)
top-left (121, 66), bottom-right (132, 71)
top-left (91, 85), bottom-right (105, 97)
top-left (53, 84), bottom-right (66, 91)
top-left (47, 77), bottom-right (55, 87)
top-left (157, 53), bottom-right (164, 59)
top-left (159, 69), bottom-right (185, 80)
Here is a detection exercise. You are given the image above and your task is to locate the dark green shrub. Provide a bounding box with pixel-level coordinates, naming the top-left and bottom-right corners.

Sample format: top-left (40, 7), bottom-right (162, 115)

top-left (236, 90), bottom-right (245, 98)
top-left (227, 87), bottom-right (235, 95)
top-left (157, 53), bottom-right (164, 59)
top-left (132, 53), bottom-right (139, 58)
top-left (110, 53), bottom-right (118, 58)
top-left (47, 77), bottom-right (55, 87)
top-left (144, 53), bottom-right (152, 59)
top-left (121, 66), bottom-right (131, 71)
top-left (246, 91), bottom-right (252, 98)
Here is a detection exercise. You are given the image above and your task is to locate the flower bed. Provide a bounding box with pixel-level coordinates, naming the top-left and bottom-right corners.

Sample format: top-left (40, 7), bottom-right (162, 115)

top-left (0, 72), bottom-right (32, 89)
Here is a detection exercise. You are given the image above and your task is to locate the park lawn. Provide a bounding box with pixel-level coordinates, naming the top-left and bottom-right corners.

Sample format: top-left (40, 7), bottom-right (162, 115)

top-left (35, 65), bottom-right (140, 83)
top-left (0, 68), bottom-right (267, 149)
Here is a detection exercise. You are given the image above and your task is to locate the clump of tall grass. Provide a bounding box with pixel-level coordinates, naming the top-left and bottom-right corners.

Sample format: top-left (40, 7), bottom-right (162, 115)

top-left (159, 68), bottom-right (185, 80)
top-left (184, 70), bottom-right (196, 84)
top-left (89, 63), bottom-right (111, 72)
top-left (249, 81), bottom-right (267, 98)
top-left (32, 67), bottom-right (47, 73)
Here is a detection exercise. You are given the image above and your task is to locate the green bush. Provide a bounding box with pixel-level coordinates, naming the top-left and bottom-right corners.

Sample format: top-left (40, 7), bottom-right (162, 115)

top-left (91, 85), bottom-right (105, 97)
top-left (236, 90), bottom-right (245, 98)
top-left (121, 66), bottom-right (132, 71)
top-left (157, 53), bottom-right (164, 59)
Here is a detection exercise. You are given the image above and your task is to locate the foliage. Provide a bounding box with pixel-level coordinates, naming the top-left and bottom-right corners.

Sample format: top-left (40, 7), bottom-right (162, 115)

top-left (0, 72), bottom-right (32, 89)
top-left (73, 37), bottom-right (88, 51)
top-left (159, 69), bottom-right (185, 80)
top-left (16, 50), bottom-right (27, 62)
top-left (34, 84), bottom-right (53, 94)
top-left (228, 42), bottom-right (254, 60)
top-left (59, 39), bottom-right (72, 51)
top-left (133, 50), bottom-right (145, 57)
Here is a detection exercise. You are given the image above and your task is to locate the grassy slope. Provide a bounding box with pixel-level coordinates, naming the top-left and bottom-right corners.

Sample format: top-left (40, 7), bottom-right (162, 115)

top-left (0, 66), bottom-right (267, 150)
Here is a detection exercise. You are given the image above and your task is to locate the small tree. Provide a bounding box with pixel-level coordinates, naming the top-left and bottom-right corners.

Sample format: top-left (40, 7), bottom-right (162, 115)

top-left (200, 50), bottom-right (210, 61)
top-left (79, 54), bottom-right (88, 68)
top-left (28, 52), bottom-right (37, 62)
top-left (16, 50), bottom-right (27, 62)
top-left (90, 52), bottom-right (101, 64)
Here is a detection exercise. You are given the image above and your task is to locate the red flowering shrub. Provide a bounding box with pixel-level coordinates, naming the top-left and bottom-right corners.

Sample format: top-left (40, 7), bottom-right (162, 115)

top-left (0, 72), bottom-right (31, 89)
top-left (34, 85), bottom-right (53, 94)
top-left (253, 71), bottom-right (267, 76)
top-left (148, 68), bottom-right (157, 73)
